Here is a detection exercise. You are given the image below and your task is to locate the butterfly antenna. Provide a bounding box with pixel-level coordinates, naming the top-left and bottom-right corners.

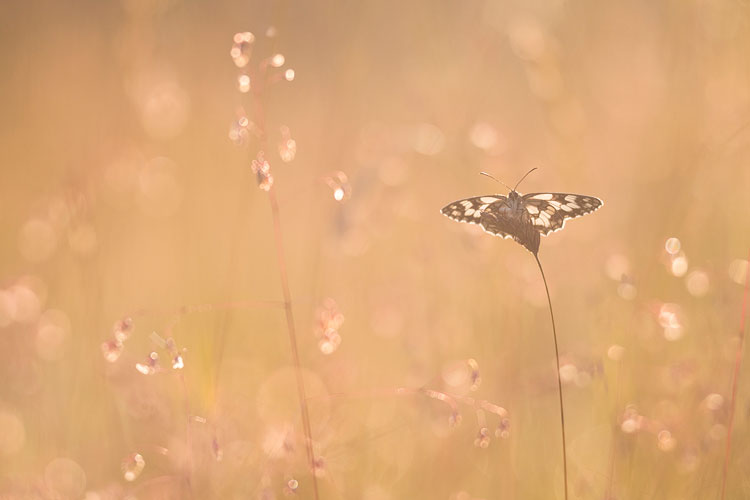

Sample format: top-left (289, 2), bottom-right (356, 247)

top-left (513, 167), bottom-right (538, 191)
top-left (480, 171), bottom-right (513, 191)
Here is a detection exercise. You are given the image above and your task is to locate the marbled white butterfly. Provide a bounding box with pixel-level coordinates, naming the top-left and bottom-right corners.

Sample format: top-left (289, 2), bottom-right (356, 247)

top-left (441, 169), bottom-right (603, 255)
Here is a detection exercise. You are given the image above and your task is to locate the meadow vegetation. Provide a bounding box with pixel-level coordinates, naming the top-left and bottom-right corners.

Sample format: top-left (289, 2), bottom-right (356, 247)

top-left (0, 1), bottom-right (749, 499)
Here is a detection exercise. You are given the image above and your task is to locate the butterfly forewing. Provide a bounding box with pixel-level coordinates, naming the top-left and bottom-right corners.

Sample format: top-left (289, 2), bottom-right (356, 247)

top-left (440, 195), bottom-right (507, 225)
top-left (521, 193), bottom-right (603, 235)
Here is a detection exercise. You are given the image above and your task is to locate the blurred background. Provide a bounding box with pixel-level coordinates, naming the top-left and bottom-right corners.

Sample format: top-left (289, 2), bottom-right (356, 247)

top-left (1, 0), bottom-right (750, 498)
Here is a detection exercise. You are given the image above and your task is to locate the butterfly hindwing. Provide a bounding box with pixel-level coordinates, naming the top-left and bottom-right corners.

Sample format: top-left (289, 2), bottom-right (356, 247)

top-left (440, 195), bottom-right (507, 225)
top-left (521, 193), bottom-right (603, 235)
top-left (480, 208), bottom-right (540, 254)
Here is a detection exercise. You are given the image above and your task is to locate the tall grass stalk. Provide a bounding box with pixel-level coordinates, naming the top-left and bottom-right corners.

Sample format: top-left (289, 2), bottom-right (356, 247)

top-left (720, 249), bottom-right (750, 500)
top-left (268, 188), bottom-right (320, 499)
top-left (243, 41), bottom-right (321, 497)
top-left (534, 253), bottom-right (568, 500)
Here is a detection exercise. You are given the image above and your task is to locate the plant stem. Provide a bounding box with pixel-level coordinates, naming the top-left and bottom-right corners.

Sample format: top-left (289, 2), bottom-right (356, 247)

top-left (534, 253), bottom-right (568, 500)
top-left (246, 49), bottom-right (320, 497)
top-left (720, 249), bottom-right (750, 500)
top-left (268, 188), bottom-right (320, 500)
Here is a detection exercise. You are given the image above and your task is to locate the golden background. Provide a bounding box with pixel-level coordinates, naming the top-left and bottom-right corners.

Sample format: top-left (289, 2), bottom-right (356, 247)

top-left (1, 0), bottom-right (749, 498)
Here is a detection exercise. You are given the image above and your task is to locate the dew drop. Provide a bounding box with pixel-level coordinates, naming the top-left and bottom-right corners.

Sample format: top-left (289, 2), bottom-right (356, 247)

top-left (233, 31), bottom-right (255, 44)
top-left (238, 74), bottom-right (251, 93)
top-left (665, 237), bottom-right (681, 255)
top-left (324, 171), bottom-right (351, 202)
top-left (271, 53), bottom-right (285, 67)
top-left (121, 453), bottom-right (145, 481)
top-left (671, 254), bottom-right (688, 277)
top-left (172, 354), bottom-right (184, 370)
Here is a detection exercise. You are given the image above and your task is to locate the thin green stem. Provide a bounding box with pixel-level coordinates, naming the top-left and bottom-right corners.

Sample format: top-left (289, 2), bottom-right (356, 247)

top-left (534, 253), bottom-right (568, 500)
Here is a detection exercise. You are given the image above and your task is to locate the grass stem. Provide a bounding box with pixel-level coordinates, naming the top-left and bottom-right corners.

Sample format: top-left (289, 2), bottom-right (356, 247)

top-left (268, 188), bottom-right (320, 499)
top-left (534, 253), bottom-right (568, 500)
top-left (720, 249), bottom-right (750, 500)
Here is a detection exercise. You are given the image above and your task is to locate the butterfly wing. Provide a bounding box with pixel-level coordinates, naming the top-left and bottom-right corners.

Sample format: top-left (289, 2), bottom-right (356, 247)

top-left (440, 195), bottom-right (508, 226)
top-left (521, 193), bottom-right (603, 236)
top-left (441, 195), bottom-right (540, 253)
top-left (479, 206), bottom-right (540, 254)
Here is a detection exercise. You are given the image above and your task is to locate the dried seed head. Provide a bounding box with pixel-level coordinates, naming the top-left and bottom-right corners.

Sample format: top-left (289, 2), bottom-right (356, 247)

top-left (474, 427), bottom-right (491, 448)
top-left (467, 358), bottom-right (481, 391)
top-left (113, 317), bottom-right (134, 342)
top-left (230, 32), bottom-right (254, 68)
top-left (135, 352), bottom-right (159, 375)
top-left (251, 152), bottom-right (274, 191)
top-left (278, 126), bottom-right (297, 163)
top-left (101, 339), bottom-right (123, 363)
top-left (323, 171), bottom-right (351, 202)
top-left (495, 417), bottom-right (511, 439)
top-left (315, 299), bottom-right (344, 355)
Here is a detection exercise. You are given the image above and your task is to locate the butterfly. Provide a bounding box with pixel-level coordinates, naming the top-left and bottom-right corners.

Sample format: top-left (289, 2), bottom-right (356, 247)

top-left (440, 169), bottom-right (603, 255)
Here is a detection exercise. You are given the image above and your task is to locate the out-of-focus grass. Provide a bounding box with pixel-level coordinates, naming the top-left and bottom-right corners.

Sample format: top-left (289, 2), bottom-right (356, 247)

top-left (1, 1), bottom-right (749, 498)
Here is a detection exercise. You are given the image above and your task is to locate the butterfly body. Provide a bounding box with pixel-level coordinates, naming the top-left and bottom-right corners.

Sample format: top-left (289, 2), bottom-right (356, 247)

top-left (441, 189), bottom-right (602, 255)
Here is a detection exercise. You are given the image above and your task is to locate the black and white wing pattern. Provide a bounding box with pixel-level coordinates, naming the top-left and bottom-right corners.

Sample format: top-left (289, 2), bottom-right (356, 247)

top-left (440, 195), bottom-right (507, 226)
top-left (441, 194), bottom-right (540, 252)
top-left (521, 193), bottom-right (603, 235)
top-left (441, 189), bottom-right (603, 255)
